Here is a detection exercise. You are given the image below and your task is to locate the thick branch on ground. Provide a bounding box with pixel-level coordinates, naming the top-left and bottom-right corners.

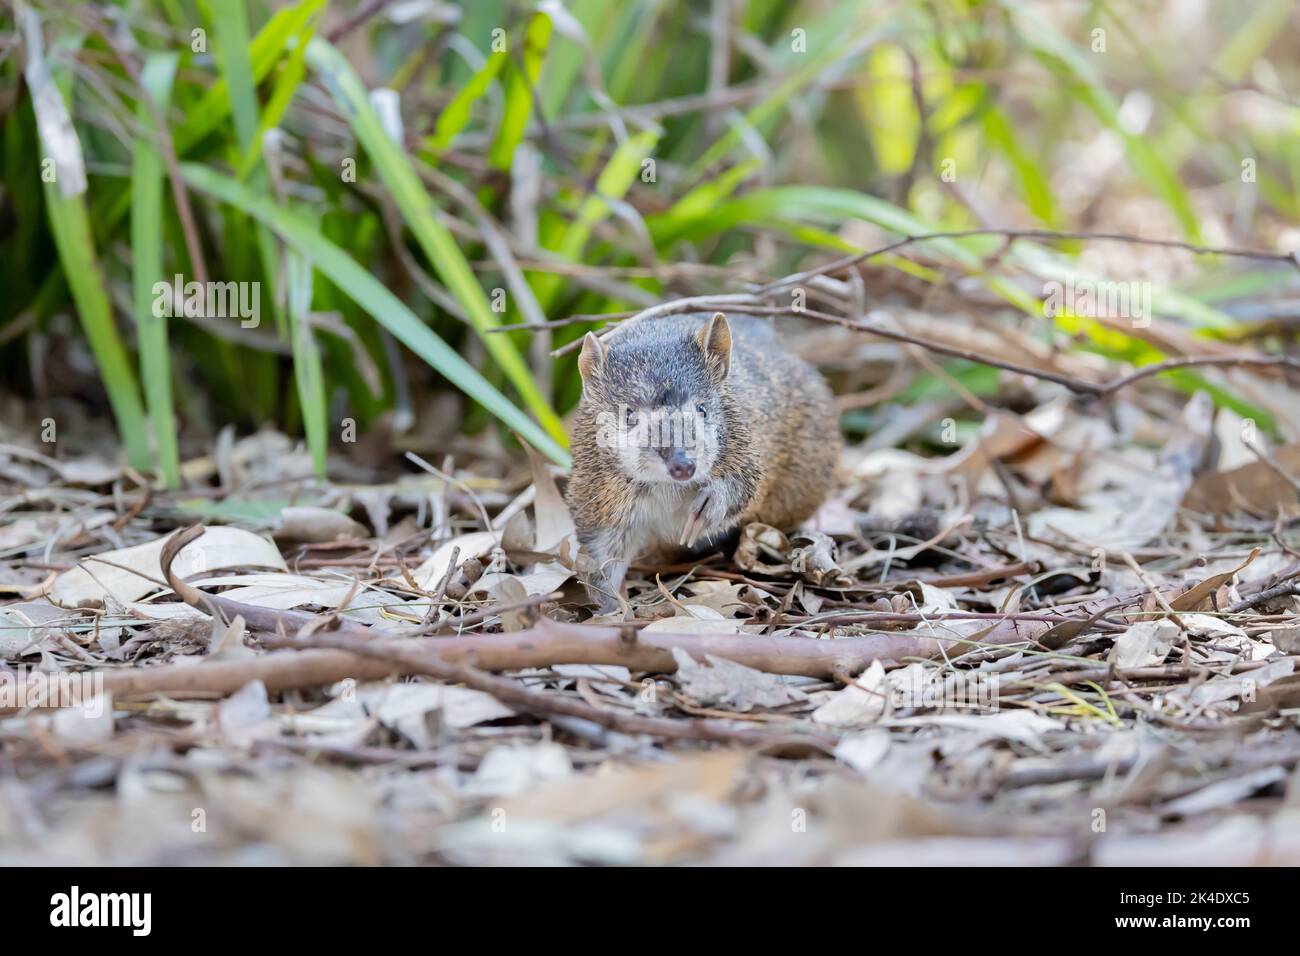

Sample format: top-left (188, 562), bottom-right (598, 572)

top-left (2, 528), bottom-right (1196, 729)
top-left (273, 630), bottom-right (837, 748)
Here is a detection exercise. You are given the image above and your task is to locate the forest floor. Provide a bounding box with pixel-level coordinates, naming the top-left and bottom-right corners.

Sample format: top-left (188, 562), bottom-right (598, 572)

top-left (4, 353), bottom-right (1300, 865)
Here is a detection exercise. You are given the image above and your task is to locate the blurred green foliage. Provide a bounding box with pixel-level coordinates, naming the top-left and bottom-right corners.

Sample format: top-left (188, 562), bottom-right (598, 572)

top-left (1, 0), bottom-right (1296, 481)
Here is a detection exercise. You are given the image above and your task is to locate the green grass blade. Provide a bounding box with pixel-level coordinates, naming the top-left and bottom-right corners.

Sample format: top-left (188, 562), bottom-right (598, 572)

top-left (211, 0), bottom-right (287, 340)
top-left (426, 45), bottom-right (507, 154)
top-left (982, 104), bottom-right (1059, 228)
top-left (655, 184), bottom-right (1039, 317)
top-left (488, 12), bottom-right (552, 170)
top-left (29, 25), bottom-right (150, 469)
top-left (181, 162), bottom-right (570, 467)
top-left (286, 250), bottom-right (327, 478)
top-left (649, 159), bottom-right (761, 246)
top-left (305, 37), bottom-right (566, 445)
top-left (538, 0), bottom-right (625, 116)
top-left (858, 44), bottom-right (920, 176)
top-left (175, 0), bottom-right (325, 154)
top-left (44, 187), bottom-right (150, 469)
top-left (533, 128), bottom-right (661, 311)
top-left (661, 184), bottom-right (980, 263)
top-left (690, 8), bottom-right (879, 176)
top-left (1213, 0), bottom-right (1294, 79)
top-left (131, 52), bottom-right (181, 487)
top-left (1003, 1), bottom-right (1203, 243)
top-left (235, 13), bottom-right (320, 179)
top-left (209, 0), bottom-right (259, 154)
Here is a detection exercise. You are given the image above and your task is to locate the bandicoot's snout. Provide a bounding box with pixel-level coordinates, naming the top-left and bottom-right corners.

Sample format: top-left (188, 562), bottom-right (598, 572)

top-left (662, 446), bottom-right (696, 480)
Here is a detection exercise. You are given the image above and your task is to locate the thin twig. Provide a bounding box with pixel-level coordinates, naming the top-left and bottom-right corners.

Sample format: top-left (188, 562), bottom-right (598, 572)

top-left (324, 0), bottom-right (395, 43)
top-left (759, 227), bottom-right (1300, 294)
top-left (1226, 582), bottom-right (1300, 614)
top-left (1095, 355), bottom-right (1300, 398)
top-left (550, 294), bottom-right (763, 357)
top-left (549, 298), bottom-right (1300, 401)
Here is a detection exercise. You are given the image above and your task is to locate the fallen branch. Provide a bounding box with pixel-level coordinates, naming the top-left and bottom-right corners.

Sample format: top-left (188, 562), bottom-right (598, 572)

top-left (0, 610), bottom-right (1060, 712)
top-left (3, 526), bottom-right (1077, 715)
top-left (766, 306), bottom-right (1102, 394)
top-left (550, 293), bottom-right (762, 356)
top-left (274, 629), bottom-right (835, 748)
top-left (165, 528), bottom-right (846, 747)
top-left (557, 299), bottom-right (1300, 400)
top-left (1, 527), bottom-right (1200, 729)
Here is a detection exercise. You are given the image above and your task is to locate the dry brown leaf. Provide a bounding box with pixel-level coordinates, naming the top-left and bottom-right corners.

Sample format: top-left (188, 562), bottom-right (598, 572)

top-left (411, 531), bottom-right (498, 590)
top-left (526, 446), bottom-right (575, 553)
top-left (271, 506), bottom-right (368, 542)
top-left (1169, 548), bottom-right (1259, 611)
top-left (1110, 619), bottom-right (1178, 668)
top-left (670, 647), bottom-right (806, 711)
top-left (498, 750), bottom-right (746, 825)
top-left (48, 527), bottom-right (287, 608)
top-left (1184, 443), bottom-right (1300, 516)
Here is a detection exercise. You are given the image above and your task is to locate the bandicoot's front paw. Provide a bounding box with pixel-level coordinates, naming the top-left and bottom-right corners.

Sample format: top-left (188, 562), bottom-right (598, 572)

top-left (680, 485), bottom-right (729, 550)
top-left (580, 553), bottom-right (629, 614)
top-left (582, 576), bottom-right (622, 615)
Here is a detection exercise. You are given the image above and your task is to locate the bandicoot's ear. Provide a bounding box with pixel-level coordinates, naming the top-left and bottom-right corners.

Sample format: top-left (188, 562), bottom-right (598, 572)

top-left (578, 332), bottom-right (607, 381)
top-left (696, 312), bottom-right (732, 379)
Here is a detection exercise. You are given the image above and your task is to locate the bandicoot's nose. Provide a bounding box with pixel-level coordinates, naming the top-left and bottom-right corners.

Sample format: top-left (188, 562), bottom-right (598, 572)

top-left (664, 448), bottom-right (696, 480)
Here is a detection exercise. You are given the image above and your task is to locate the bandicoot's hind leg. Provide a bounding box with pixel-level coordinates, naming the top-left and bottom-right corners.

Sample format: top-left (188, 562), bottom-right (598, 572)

top-left (690, 522), bottom-right (743, 558)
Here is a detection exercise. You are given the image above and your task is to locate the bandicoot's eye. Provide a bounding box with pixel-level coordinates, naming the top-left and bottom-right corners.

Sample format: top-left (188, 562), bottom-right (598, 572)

top-left (623, 406), bottom-right (638, 427)
top-left (696, 402), bottom-right (707, 419)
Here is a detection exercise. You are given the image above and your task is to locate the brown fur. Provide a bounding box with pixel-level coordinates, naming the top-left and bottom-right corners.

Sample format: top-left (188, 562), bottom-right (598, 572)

top-left (566, 312), bottom-right (842, 610)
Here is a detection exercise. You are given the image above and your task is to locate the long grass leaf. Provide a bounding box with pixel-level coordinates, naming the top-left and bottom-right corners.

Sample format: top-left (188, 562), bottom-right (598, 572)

top-left (131, 52), bottom-right (181, 487)
top-left (488, 12), bottom-right (552, 170)
top-left (211, 0), bottom-right (287, 341)
top-left (44, 186), bottom-right (151, 468)
top-left (27, 20), bottom-right (150, 468)
top-left (175, 0), bottom-right (325, 154)
top-left (1003, 1), bottom-right (1203, 243)
top-left (856, 44), bottom-right (920, 176)
top-left (305, 37), bottom-right (566, 445)
top-left (181, 162), bottom-right (570, 467)
top-left (690, 10), bottom-right (879, 175)
top-left (533, 128), bottom-right (661, 311)
top-left (287, 250), bottom-right (327, 477)
top-left (236, 14), bottom-right (319, 178)
top-left (208, 0), bottom-right (259, 153)
top-left (426, 46), bottom-right (507, 154)
top-left (982, 104), bottom-right (1059, 228)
